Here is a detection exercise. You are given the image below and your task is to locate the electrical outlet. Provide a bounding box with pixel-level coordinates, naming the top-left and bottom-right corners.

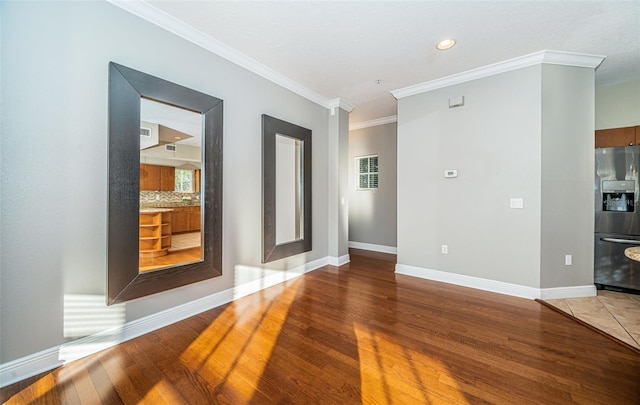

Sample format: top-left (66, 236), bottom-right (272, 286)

top-left (441, 245), bottom-right (448, 254)
top-left (565, 255), bottom-right (572, 266)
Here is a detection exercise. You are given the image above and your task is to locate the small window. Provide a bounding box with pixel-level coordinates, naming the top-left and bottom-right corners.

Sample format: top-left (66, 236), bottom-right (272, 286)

top-left (175, 169), bottom-right (194, 193)
top-left (356, 155), bottom-right (378, 190)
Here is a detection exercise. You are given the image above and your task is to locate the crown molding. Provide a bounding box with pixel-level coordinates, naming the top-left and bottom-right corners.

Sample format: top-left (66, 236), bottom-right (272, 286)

top-left (107, 0), bottom-right (334, 110)
top-left (540, 50), bottom-right (606, 68)
top-left (392, 50), bottom-right (606, 99)
top-left (328, 98), bottom-right (355, 115)
top-left (349, 115), bottom-right (397, 131)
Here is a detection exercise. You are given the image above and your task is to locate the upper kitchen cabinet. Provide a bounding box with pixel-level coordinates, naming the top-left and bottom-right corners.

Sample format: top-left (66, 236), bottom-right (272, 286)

top-left (140, 164), bottom-right (175, 191)
top-left (595, 126), bottom-right (640, 148)
top-left (160, 166), bottom-right (175, 191)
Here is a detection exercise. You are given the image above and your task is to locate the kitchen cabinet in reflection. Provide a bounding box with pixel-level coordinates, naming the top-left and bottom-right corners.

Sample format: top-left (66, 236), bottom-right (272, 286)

top-left (140, 164), bottom-right (176, 191)
top-left (171, 206), bottom-right (201, 233)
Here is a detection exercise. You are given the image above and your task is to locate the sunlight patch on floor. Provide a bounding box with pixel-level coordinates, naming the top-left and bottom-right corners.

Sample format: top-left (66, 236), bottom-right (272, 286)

top-left (3, 373), bottom-right (57, 405)
top-left (141, 379), bottom-right (185, 404)
top-left (179, 282), bottom-right (299, 402)
top-left (353, 322), bottom-right (469, 404)
top-left (5, 355), bottom-right (109, 404)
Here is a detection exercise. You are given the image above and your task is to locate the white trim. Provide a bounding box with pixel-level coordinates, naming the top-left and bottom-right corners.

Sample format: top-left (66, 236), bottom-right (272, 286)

top-left (540, 285), bottom-right (597, 300)
top-left (328, 98), bottom-right (355, 115)
top-left (107, 0), bottom-right (332, 110)
top-left (395, 264), bottom-right (596, 300)
top-left (349, 115), bottom-right (397, 131)
top-left (0, 257), bottom-right (329, 388)
top-left (328, 254), bottom-right (350, 267)
top-left (0, 348), bottom-right (62, 389)
top-left (391, 50), bottom-right (606, 99)
top-left (348, 241), bottom-right (397, 254)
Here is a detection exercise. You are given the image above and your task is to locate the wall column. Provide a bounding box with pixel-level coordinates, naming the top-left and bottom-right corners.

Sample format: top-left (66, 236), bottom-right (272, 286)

top-left (328, 99), bottom-right (353, 264)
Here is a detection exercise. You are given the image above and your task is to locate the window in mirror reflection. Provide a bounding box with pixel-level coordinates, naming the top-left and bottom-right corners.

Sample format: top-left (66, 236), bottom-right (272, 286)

top-left (138, 98), bottom-right (204, 273)
top-left (275, 133), bottom-right (304, 245)
top-left (175, 169), bottom-right (195, 193)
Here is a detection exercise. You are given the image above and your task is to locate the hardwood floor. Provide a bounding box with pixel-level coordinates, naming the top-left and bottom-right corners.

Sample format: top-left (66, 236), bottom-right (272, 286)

top-left (2, 249), bottom-right (640, 404)
top-left (139, 247), bottom-right (201, 272)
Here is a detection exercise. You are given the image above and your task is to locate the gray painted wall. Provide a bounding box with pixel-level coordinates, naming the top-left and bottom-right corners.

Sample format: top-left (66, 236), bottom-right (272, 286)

top-left (397, 66), bottom-right (542, 287)
top-left (540, 65), bottom-right (595, 288)
top-left (1, 2), bottom-right (330, 363)
top-left (396, 63), bottom-right (596, 290)
top-left (595, 79), bottom-right (640, 130)
top-left (348, 122), bottom-right (397, 248)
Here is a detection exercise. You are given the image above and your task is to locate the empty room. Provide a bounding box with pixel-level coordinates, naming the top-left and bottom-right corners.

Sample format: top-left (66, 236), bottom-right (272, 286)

top-left (1, 1), bottom-right (639, 403)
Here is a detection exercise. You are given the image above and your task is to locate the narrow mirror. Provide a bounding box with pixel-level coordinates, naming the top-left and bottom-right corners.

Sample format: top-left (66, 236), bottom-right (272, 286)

top-left (139, 99), bottom-right (204, 272)
top-left (275, 134), bottom-right (304, 245)
top-left (262, 114), bottom-right (312, 263)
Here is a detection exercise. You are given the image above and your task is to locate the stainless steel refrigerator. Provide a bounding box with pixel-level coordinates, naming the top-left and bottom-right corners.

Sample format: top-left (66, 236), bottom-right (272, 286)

top-left (595, 146), bottom-right (640, 294)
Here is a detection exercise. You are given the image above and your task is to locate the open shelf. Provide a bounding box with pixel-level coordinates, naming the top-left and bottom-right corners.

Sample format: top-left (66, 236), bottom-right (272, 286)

top-left (139, 210), bottom-right (172, 258)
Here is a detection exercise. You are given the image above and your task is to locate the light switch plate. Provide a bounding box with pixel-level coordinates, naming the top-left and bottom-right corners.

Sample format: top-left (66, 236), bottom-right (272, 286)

top-left (510, 198), bottom-right (524, 209)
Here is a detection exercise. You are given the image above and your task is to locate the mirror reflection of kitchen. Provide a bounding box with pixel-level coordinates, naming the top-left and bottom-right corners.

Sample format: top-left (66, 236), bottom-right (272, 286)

top-left (138, 98), bottom-right (204, 272)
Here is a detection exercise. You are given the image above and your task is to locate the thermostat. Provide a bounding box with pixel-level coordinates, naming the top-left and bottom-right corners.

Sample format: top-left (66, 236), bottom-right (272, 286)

top-left (444, 169), bottom-right (458, 178)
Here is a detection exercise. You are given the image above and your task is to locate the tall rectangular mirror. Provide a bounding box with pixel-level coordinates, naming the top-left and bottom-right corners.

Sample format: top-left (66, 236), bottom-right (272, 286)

top-left (108, 62), bottom-right (223, 305)
top-left (262, 114), bottom-right (312, 263)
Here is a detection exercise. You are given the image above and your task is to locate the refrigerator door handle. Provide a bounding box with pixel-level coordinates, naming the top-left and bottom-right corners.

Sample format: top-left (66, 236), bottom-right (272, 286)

top-left (600, 237), bottom-right (640, 245)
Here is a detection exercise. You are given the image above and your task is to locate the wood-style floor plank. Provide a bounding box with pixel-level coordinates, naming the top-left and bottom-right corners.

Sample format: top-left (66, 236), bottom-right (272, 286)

top-left (2, 248), bottom-right (639, 404)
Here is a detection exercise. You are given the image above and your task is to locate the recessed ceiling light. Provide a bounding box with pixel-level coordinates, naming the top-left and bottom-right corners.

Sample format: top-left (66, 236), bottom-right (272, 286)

top-left (174, 136), bottom-right (182, 140)
top-left (436, 38), bottom-right (456, 50)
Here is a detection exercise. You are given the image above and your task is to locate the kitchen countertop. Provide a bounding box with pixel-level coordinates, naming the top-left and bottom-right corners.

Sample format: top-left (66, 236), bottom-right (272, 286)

top-left (140, 208), bottom-right (174, 213)
top-left (624, 247), bottom-right (640, 262)
top-left (141, 202), bottom-right (201, 209)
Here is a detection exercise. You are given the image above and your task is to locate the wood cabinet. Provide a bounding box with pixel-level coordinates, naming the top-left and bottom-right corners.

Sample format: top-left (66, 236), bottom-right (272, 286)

top-left (140, 164), bottom-right (176, 191)
top-left (189, 206), bottom-right (201, 231)
top-left (171, 206), bottom-right (201, 234)
top-left (194, 169), bottom-right (201, 193)
top-left (160, 166), bottom-right (175, 191)
top-left (139, 210), bottom-right (172, 258)
top-left (595, 126), bottom-right (640, 148)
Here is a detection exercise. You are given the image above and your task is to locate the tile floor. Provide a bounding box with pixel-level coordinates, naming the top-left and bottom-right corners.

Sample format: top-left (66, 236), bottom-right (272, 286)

top-left (544, 290), bottom-right (640, 350)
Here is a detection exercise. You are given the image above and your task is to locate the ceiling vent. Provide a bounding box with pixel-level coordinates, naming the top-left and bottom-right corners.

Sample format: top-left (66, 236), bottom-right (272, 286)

top-left (165, 144), bottom-right (177, 152)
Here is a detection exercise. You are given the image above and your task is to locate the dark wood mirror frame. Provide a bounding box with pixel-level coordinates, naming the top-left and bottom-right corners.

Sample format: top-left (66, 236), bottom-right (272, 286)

top-left (262, 114), bottom-right (312, 263)
top-left (108, 62), bottom-right (223, 305)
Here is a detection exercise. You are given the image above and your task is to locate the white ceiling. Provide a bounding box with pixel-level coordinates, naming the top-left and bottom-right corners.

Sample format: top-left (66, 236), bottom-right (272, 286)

top-left (131, 1), bottom-right (639, 125)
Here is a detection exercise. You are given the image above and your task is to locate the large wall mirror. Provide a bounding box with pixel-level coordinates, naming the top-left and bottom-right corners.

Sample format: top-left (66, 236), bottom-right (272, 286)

top-left (262, 114), bottom-right (312, 262)
top-left (108, 62), bottom-right (223, 305)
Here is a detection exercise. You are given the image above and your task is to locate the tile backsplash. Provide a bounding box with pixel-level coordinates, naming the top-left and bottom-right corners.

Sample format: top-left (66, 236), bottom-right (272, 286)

top-left (140, 191), bottom-right (201, 207)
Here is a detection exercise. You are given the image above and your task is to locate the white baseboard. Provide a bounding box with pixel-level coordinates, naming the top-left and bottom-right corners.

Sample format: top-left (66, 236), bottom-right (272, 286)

top-left (0, 257), bottom-right (329, 389)
top-left (0, 348), bottom-right (62, 390)
top-left (539, 285), bottom-right (597, 300)
top-left (395, 264), bottom-right (597, 300)
top-left (348, 241), bottom-right (397, 254)
top-left (328, 254), bottom-right (350, 266)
